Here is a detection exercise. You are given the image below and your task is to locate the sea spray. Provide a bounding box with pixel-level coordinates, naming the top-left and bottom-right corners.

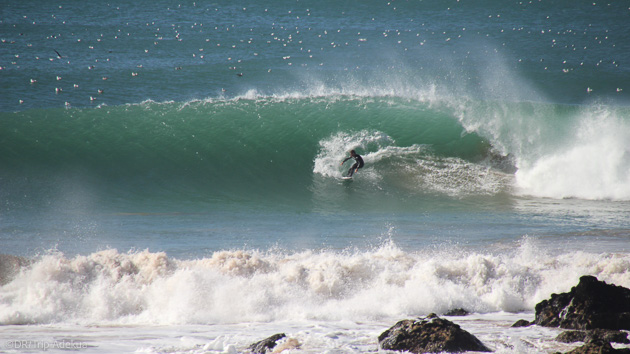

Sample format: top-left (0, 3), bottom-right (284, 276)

top-left (452, 98), bottom-right (630, 200)
top-left (514, 105), bottom-right (630, 200)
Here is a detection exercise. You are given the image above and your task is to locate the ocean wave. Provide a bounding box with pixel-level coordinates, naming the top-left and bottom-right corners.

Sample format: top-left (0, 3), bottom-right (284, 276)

top-left (1, 94), bottom-right (629, 205)
top-left (1, 239), bottom-right (629, 325)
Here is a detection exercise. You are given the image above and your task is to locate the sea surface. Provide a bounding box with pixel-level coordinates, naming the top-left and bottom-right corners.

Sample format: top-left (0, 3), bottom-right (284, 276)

top-left (1, 0), bottom-right (629, 353)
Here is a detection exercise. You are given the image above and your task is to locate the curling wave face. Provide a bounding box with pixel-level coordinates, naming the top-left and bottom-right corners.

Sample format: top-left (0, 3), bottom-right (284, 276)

top-left (2, 94), bottom-right (629, 217)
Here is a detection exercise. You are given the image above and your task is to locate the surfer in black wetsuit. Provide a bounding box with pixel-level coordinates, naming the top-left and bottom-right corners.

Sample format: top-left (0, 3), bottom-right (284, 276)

top-left (340, 150), bottom-right (364, 177)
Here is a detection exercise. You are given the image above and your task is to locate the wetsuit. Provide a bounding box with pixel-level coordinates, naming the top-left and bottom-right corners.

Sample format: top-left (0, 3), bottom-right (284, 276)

top-left (342, 154), bottom-right (364, 177)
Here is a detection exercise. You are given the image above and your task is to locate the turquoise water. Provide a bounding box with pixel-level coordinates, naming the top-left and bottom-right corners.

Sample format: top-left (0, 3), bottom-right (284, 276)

top-left (2, 97), bottom-right (628, 257)
top-left (1, 1), bottom-right (629, 352)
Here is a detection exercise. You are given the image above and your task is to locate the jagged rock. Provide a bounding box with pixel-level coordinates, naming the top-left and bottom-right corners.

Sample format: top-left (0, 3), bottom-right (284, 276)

top-left (556, 329), bottom-right (629, 344)
top-left (565, 339), bottom-right (630, 354)
top-left (378, 313), bottom-right (492, 353)
top-left (511, 319), bottom-right (532, 327)
top-left (557, 331), bottom-right (590, 343)
top-left (534, 275), bottom-right (630, 330)
top-left (248, 333), bottom-right (286, 354)
top-left (444, 308), bottom-right (469, 316)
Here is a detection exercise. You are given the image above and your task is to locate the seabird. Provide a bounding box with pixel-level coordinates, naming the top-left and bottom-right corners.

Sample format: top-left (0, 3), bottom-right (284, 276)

top-left (54, 49), bottom-right (63, 58)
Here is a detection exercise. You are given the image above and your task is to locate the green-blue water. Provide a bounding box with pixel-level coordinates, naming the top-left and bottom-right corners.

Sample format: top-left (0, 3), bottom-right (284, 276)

top-left (2, 95), bottom-right (628, 256)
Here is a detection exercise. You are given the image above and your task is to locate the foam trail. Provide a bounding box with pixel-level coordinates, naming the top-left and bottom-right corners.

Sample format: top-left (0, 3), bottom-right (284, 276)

top-left (1, 240), bottom-right (629, 326)
top-left (313, 130), bottom-right (398, 178)
top-left (313, 130), bottom-right (512, 196)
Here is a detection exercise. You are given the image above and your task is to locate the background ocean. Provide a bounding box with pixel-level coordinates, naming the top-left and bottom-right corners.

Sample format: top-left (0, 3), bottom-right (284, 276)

top-left (1, 0), bottom-right (629, 353)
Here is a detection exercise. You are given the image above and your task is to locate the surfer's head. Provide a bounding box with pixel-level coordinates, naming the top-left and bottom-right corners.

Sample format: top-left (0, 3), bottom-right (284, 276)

top-left (350, 150), bottom-right (356, 156)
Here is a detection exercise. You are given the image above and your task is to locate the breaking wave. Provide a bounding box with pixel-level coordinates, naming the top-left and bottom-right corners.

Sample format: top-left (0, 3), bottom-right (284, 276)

top-left (1, 239), bottom-right (629, 325)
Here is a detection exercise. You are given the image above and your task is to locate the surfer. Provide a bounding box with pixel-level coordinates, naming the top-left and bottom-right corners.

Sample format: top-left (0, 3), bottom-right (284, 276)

top-left (340, 150), bottom-right (364, 177)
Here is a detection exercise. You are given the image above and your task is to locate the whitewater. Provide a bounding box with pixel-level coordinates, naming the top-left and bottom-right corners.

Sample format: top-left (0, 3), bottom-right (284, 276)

top-left (2, 0), bottom-right (630, 353)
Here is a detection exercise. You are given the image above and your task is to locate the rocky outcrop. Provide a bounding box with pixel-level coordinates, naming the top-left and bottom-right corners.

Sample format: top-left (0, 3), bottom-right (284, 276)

top-left (534, 275), bottom-right (630, 330)
top-left (248, 333), bottom-right (286, 354)
top-left (556, 329), bottom-right (629, 344)
top-left (378, 313), bottom-right (492, 353)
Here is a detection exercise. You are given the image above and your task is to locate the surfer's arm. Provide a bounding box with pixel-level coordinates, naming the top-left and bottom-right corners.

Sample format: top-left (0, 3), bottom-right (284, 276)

top-left (341, 157), bottom-right (351, 165)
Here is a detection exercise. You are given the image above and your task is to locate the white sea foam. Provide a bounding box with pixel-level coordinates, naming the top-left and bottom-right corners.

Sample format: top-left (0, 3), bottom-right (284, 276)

top-left (514, 105), bottom-right (630, 200)
top-left (1, 239), bottom-right (629, 326)
top-left (451, 93), bottom-right (630, 201)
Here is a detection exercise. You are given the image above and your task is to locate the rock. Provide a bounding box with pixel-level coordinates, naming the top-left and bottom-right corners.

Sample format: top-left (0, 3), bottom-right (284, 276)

top-left (511, 319), bottom-right (532, 327)
top-left (565, 339), bottom-right (630, 354)
top-left (534, 275), bottom-right (630, 330)
top-left (378, 313), bottom-right (492, 353)
top-left (0, 254), bottom-right (30, 285)
top-left (556, 329), bottom-right (629, 344)
top-left (557, 330), bottom-right (589, 343)
top-left (443, 308), bottom-right (469, 316)
top-left (248, 333), bottom-right (286, 354)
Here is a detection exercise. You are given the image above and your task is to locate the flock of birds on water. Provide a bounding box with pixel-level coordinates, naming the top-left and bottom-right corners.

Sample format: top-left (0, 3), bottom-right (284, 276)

top-left (1, 2), bottom-right (625, 109)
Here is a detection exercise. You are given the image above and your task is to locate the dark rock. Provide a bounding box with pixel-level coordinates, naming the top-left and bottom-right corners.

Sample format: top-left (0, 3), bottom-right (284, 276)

top-left (444, 308), bottom-right (469, 316)
top-left (0, 254), bottom-right (30, 286)
top-left (592, 329), bottom-right (630, 344)
top-left (556, 329), bottom-right (629, 344)
top-left (534, 275), bottom-right (630, 330)
top-left (248, 333), bottom-right (286, 354)
top-left (511, 319), bottom-right (532, 327)
top-left (557, 331), bottom-right (589, 343)
top-left (378, 313), bottom-right (492, 353)
top-left (565, 339), bottom-right (630, 354)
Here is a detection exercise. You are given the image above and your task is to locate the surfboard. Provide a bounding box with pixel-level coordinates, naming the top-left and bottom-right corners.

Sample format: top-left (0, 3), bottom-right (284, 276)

top-left (341, 176), bottom-right (353, 180)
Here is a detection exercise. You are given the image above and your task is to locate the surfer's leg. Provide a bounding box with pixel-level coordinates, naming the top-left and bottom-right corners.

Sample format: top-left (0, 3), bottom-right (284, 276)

top-left (347, 163), bottom-right (358, 177)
